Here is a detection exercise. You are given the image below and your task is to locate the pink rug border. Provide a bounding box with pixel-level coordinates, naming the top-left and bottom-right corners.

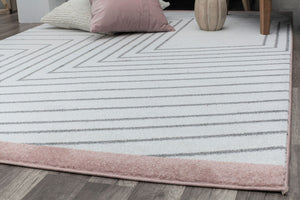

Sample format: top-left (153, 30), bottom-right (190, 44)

top-left (0, 141), bottom-right (287, 192)
top-left (283, 23), bottom-right (294, 194)
top-left (0, 19), bottom-right (292, 194)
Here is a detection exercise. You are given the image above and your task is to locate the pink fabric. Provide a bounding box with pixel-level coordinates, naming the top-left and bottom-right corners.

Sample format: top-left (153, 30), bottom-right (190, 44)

top-left (89, 0), bottom-right (175, 33)
top-left (0, 141), bottom-right (287, 193)
top-left (283, 31), bottom-right (294, 194)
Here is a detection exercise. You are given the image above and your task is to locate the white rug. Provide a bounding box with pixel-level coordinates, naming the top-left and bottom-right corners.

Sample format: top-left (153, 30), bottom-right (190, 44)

top-left (0, 11), bottom-right (292, 192)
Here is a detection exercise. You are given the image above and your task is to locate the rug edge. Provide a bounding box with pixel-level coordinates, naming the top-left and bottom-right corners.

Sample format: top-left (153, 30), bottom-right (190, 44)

top-left (282, 22), bottom-right (294, 195)
top-left (0, 141), bottom-right (287, 193)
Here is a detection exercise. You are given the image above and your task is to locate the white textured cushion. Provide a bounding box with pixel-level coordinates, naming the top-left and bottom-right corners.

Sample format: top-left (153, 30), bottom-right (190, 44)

top-left (159, 0), bottom-right (170, 10)
top-left (41, 0), bottom-right (91, 31)
top-left (41, 0), bottom-right (170, 32)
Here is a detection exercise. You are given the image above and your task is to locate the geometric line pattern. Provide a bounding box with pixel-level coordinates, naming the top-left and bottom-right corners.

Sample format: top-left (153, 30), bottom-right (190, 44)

top-left (0, 12), bottom-right (292, 166)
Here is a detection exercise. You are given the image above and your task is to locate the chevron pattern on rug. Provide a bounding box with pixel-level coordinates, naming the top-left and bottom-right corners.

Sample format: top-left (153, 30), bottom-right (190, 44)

top-left (0, 12), bottom-right (292, 169)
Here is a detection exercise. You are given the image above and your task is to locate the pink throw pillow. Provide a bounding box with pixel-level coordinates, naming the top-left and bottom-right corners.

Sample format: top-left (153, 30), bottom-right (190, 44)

top-left (89, 0), bottom-right (175, 33)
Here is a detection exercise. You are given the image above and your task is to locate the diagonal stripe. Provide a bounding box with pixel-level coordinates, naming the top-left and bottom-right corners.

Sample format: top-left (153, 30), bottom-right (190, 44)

top-left (28, 131), bottom-right (287, 146)
top-left (150, 146), bottom-right (286, 157)
top-left (0, 110), bottom-right (288, 125)
top-left (0, 99), bottom-right (289, 114)
top-left (0, 90), bottom-right (289, 104)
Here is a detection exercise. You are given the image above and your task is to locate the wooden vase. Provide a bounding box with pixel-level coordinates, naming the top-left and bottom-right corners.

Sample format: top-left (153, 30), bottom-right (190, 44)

top-left (195, 0), bottom-right (227, 31)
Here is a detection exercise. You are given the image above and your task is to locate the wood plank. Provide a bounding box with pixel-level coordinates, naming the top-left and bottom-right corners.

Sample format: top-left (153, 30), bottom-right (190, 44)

top-left (0, 13), bottom-right (40, 40)
top-left (116, 180), bottom-right (138, 188)
top-left (21, 174), bottom-right (89, 200)
top-left (0, 165), bottom-right (25, 191)
top-left (88, 176), bottom-right (118, 185)
top-left (159, 185), bottom-right (185, 200)
top-left (180, 187), bottom-right (212, 200)
top-left (235, 191), bottom-right (265, 200)
top-left (210, 189), bottom-right (237, 200)
top-left (1, 0), bottom-right (8, 9)
top-left (74, 182), bottom-right (135, 200)
top-left (0, 23), bottom-right (40, 40)
top-left (0, 12), bottom-right (18, 24)
top-left (181, 187), bottom-right (236, 200)
top-left (0, 9), bottom-right (10, 14)
top-left (128, 182), bottom-right (184, 200)
top-left (74, 178), bottom-right (138, 200)
top-left (242, 0), bottom-right (251, 11)
top-left (264, 192), bottom-right (286, 200)
top-left (0, 167), bottom-right (47, 200)
top-left (293, 28), bottom-right (300, 88)
top-left (286, 145), bottom-right (300, 200)
top-left (291, 89), bottom-right (300, 145)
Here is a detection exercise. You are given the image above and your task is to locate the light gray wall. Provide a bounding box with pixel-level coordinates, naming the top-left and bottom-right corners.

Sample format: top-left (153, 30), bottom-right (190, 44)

top-left (272, 0), bottom-right (300, 25)
top-left (16, 0), bottom-right (66, 23)
top-left (48, 0), bottom-right (67, 10)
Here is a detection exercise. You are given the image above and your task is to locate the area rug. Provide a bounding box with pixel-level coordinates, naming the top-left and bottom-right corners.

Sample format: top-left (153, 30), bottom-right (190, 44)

top-left (0, 11), bottom-right (292, 193)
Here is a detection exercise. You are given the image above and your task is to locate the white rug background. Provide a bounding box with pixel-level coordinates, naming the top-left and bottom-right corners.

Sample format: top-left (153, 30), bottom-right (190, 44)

top-left (0, 11), bottom-right (292, 166)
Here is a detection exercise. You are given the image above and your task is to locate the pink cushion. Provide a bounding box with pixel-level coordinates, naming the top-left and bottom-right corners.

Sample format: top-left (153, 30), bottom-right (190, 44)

top-left (89, 0), bottom-right (175, 33)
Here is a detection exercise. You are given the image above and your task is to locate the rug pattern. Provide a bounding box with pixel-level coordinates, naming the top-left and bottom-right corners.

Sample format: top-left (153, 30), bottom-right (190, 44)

top-left (0, 12), bottom-right (292, 168)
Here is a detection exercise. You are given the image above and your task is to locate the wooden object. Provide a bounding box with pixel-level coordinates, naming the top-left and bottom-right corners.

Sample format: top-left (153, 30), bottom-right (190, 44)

top-left (0, 0), bottom-right (17, 14)
top-left (0, 0), bottom-right (9, 14)
top-left (242, 0), bottom-right (251, 11)
top-left (226, 0), bottom-right (271, 35)
top-left (260, 0), bottom-right (272, 35)
top-left (195, 0), bottom-right (227, 31)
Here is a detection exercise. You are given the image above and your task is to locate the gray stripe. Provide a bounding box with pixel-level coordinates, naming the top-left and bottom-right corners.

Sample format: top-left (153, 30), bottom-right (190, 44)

top-left (0, 99), bottom-right (289, 114)
top-left (0, 119), bottom-right (288, 134)
top-left (0, 81), bottom-right (289, 95)
top-left (119, 32), bottom-right (156, 58)
top-left (49, 20), bottom-right (184, 73)
top-left (101, 54), bottom-right (290, 63)
top-left (70, 68), bottom-right (291, 78)
top-left (49, 62), bottom-right (292, 74)
top-left (154, 19), bottom-right (194, 50)
top-left (0, 40), bottom-right (73, 79)
top-left (22, 73), bottom-right (289, 82)
top-left (275, 22), bottom-right (280, 48)
top-left (29, 131), bottom-right (287, 146)
top-left (154, 20), bottom-right (269, 50)
top-left (46, 68), bottom-right (290, 79)
top-left (1, 34), bottom-right (112, 81)
top-left (22, 35), bottom-right (133, 80)
top-left (262, 34), bottom-right (268, 46)
top-left (286, 24), bottom-right (291, 51)
top-left (139, 47), bottom-right (275, 54)
top-left (0, 90), bottom-right (289, 104)
top-left (151, 146), bottom-right (286, 157)
top-left (0, 44), bottom-right (51, 70)
top-left (157, 44), bottom-right (266, 51)
top-left (119, 50), bottom-right (289, 59)
top-left (0, 49), bottom-right (27, 62)
top-left (76, 58), bottom-right (290, 69)
top-left (12, 36), bottom-right (102, 82)
top-left (95, 34), bottom-right (145, 64)
top-left (149, 20), bottom-right (284, 52)
top-left (0, 110), bottom-right (288, 125)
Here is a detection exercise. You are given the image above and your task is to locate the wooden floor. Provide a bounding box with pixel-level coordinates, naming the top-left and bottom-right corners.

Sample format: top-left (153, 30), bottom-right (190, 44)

top-left (0, 13), bottom-right (299, 200)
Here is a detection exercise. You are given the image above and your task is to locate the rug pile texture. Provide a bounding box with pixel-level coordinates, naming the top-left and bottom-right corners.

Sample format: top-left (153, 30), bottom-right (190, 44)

top-left (0, 11), bottom-right (292, 193)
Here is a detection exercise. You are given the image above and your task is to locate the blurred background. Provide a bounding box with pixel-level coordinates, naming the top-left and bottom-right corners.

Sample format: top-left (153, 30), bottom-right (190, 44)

top-left (166, 0), bottom-right (259, 11)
